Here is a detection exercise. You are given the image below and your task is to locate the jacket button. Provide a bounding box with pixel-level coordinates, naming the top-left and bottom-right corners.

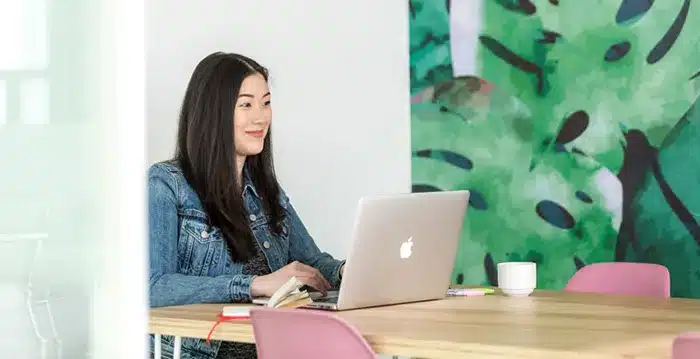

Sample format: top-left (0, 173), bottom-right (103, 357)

top-left (200, 231), bottom-right (208, 239)
top-left (263, 241), bottom-right (270, 249)
top-left (249, 214), bottom-right (257, 221)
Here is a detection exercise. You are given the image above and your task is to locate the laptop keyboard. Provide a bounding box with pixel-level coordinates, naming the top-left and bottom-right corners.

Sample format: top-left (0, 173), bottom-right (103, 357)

top-left (310, 290), bottom-right (339, 303)
top-left (313, 296), bottom-right (338, 304)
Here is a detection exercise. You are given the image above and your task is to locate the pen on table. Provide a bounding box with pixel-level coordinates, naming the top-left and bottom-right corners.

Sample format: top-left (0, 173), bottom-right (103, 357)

top-left (447, 288), bottom-right (494, 296)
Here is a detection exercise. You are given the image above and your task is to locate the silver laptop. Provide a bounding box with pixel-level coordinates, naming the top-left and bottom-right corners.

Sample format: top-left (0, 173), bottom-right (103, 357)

top-left (253, 190), bottom-right (470, 311)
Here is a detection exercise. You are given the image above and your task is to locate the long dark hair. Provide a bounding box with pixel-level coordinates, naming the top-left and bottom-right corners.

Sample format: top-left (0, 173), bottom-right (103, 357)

top-left (174, 52), bottom-right (285, 263)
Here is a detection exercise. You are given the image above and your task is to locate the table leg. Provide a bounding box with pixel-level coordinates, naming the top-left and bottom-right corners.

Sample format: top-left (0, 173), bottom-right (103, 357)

top-left (173, 336), bottom-right (182, 359)
top-left (154, 334), bottom-right (161, 359)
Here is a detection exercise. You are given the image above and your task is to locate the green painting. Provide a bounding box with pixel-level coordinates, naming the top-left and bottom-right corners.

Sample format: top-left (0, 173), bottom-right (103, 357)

top-left (409, 0), bottom-right (700, 297)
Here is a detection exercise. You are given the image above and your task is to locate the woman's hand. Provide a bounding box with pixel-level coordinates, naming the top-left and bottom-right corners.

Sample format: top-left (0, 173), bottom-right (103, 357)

top-left (250, 261), bottom-right (331, 298)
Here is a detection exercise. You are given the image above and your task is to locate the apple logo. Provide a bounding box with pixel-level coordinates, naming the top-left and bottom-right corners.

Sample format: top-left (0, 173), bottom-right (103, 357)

top-left (400, 237), bottom-right (413, 259)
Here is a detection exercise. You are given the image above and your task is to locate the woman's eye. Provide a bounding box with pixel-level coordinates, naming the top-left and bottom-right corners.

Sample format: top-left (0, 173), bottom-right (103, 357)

top-left (264, 101), bottom-right (271, 106)
top-left (239, 103), bottom-right (251, 108)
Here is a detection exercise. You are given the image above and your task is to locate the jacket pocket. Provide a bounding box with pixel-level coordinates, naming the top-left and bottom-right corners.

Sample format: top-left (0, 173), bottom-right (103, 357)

top-left (179, 209), bottom-right (225, 277)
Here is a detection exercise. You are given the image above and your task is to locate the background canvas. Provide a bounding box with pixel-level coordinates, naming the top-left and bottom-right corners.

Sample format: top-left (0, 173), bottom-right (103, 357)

top-left (409, 0), bottom-right (700, 298)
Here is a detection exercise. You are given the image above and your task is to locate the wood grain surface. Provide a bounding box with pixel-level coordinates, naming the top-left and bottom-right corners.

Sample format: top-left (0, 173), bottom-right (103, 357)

top-left (150, 289), bottom-right (700, 358)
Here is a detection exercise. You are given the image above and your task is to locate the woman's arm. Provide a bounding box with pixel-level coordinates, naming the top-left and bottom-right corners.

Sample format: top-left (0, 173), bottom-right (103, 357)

top-left (148, 165), bottom-right (255, 307)
top-left (283, 193), bottom-right (345, 288)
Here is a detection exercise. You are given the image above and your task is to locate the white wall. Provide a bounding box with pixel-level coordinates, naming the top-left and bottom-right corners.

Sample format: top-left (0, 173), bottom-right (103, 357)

top-left (146, 0), bottom-right (411, 258)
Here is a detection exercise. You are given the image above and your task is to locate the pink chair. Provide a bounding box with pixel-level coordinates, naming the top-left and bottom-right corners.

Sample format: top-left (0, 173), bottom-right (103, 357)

top-left (250, 307), bottom-right (376, 359)
top-left (671, 332), bottom-right (700, 359)
top-left (672, 332), bottom-right (700, 359)
top-left (564, 262), bottom-right (670, 298)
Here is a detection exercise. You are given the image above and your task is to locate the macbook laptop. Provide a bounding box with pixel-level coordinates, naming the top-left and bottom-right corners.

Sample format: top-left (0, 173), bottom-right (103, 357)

top-left (252, 190), bottom-right (470, 311)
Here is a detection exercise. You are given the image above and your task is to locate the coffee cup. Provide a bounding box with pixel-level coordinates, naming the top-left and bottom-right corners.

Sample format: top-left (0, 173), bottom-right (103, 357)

top-left (497, 262), bottom-right (536, 297)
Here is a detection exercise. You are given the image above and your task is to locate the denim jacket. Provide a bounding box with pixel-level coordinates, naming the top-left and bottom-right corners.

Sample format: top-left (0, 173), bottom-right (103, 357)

top-left (148, 160), bottom-right (344, 358)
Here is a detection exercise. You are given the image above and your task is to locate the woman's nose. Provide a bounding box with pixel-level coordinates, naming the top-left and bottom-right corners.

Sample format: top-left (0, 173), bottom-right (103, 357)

top-left (250, 112), bottom-right (263, 123)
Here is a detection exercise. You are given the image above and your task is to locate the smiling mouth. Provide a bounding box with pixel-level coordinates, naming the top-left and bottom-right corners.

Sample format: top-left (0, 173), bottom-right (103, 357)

top-left (246, 130), bottom-right (264, 137)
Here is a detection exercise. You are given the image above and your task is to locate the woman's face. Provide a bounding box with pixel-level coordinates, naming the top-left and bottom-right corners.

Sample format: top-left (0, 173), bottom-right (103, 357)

top-left (234, 73), bottom-right (272, 158)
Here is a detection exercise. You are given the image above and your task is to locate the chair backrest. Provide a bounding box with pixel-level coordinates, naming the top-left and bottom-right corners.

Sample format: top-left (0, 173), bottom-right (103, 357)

top-left (250, 307), bottom-right (376, 359)
top-left (563, 262), bottom-right (670, 298)
top-left (672, 332), bottom-right (700, 359)
top-left (0, 234), bottom-right (43, 285)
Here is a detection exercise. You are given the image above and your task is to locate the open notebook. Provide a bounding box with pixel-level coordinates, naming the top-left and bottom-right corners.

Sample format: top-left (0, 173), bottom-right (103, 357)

top-left (259, 276), bottom-right (313, 308)
top-left (220, 276), bottom-right (311, 318)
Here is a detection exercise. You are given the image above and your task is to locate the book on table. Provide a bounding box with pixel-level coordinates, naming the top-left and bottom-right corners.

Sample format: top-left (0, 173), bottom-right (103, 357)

top-left (209, 277), bottom-right (313, 342)
top-left (221, 276), bottom-right (312, 318)
top-left (261, 276), bottom-right (313, 309)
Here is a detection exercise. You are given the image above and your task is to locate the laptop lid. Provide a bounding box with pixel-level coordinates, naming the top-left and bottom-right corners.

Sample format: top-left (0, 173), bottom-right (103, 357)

top-left (335, 190), bottom-right (470, 310)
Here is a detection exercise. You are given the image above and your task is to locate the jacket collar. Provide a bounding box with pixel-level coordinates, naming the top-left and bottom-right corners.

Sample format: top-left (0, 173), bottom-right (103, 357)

top-left (242, 164), bottom-right (261, 199)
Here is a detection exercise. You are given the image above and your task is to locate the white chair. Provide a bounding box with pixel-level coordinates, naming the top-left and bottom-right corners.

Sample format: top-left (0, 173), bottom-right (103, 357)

top-left (0, 233), bottom-right (61, 359)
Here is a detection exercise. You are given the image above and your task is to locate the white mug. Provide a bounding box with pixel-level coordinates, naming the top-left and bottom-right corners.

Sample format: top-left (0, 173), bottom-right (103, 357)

top-left (497, 262), bottom-right (537, 297)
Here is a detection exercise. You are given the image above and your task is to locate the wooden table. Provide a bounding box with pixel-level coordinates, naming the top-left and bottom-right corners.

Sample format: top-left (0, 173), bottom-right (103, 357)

top-left (149, 289), bottom-right (700, 358)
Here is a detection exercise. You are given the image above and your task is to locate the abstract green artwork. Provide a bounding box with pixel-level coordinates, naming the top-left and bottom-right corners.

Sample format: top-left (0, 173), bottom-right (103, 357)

top-left (409, 0), bottom-right (700, 297)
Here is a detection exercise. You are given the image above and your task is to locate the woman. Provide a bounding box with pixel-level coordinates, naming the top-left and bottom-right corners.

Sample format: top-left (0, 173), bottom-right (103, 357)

top-left (148, 52), bottom-right (345, 359)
